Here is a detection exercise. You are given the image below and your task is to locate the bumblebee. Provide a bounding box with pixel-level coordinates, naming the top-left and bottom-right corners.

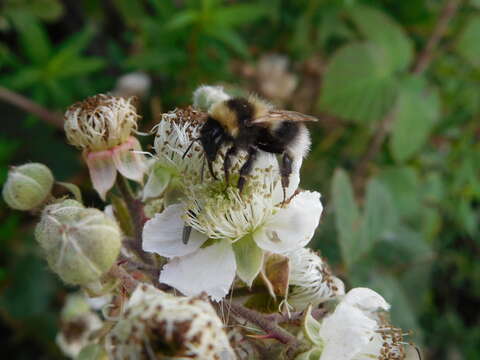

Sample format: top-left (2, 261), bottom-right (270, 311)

top-left (186, 96), bottom-right (317, 197)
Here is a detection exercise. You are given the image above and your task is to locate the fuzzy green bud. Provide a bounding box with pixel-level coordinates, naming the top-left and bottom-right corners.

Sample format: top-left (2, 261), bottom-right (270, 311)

top-left (2, 163), bottom-right (54, 210)
top-left (35, 200), bottom-right (121, 285)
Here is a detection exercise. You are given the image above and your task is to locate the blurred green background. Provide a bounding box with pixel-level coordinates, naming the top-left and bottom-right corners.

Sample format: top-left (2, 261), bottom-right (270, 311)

top-left (0, 0), bottom-right (479, 359)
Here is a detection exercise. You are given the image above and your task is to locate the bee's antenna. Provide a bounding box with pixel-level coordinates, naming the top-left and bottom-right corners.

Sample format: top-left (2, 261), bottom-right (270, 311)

top-left (182, 138), bottom-right (200, 159)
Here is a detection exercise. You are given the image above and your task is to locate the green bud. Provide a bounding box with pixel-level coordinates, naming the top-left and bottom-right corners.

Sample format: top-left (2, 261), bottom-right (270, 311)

top-left (35, 200), bottom-right (121, 285)
top-left (2, 163), bottom-right (54, 210)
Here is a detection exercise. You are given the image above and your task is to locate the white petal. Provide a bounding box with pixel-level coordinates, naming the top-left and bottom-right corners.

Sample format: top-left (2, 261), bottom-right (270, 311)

top-left (159, 241), bottom-right (236, 301)
top-left (342, 287), bottom-right (390, 314)
top-left (142, 204), bottom-right (207, 258)
top-left (85, 150), bottom-right (117, 201)
top-left (112, 137), bottom-right (147, 183)
top-left (319, 303), bottom-right (377, 360)
top-left (254, 191), bottom-right (323, 253)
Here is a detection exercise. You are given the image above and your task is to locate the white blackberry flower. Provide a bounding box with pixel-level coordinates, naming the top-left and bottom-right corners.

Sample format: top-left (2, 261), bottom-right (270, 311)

top-left (301, 288), bottom-right (408, 360)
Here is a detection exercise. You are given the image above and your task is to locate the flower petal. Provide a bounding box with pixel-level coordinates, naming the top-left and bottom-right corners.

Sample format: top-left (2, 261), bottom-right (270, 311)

top-left (85, 150), bottom-right (117, 201)
top-left (112, 137), bottom-right (147, 183)
top-left (159, 241), bottom-right (236, 301)
top-left (342, 287), bottom-right (390, 314)
top-left (254, 191), bottom-right (323, 253)
top-left (319, 303), bottom-right (377, 360)
top-left (142, 204), bottom-right (207, 258)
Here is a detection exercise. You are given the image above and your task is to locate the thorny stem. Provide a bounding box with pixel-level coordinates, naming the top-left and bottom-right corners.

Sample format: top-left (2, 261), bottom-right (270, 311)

top-left (0, 86), bottom-right (64, 129)
top-left (353, 0), bottom-right (462, 194)
top-left (228, 303), bottom-right (306, 358)
top-left (265, 308), bottom-right (328, 324)
top-left (108, 263), bottom-right (139, 294)
top-left (116, 177), bottom-right (153, 265)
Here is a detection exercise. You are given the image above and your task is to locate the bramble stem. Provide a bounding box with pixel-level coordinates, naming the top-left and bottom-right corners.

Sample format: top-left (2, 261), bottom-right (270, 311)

top-left (0, 86), bottom-right (64, 129)
top-left (228, 303), bottom-right (306, 358)
top-left (116, 177), bottom-right (152, 265)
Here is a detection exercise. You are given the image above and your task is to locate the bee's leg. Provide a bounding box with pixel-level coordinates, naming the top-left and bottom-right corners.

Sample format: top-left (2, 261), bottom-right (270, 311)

top-left (280, 152), bottom-right (293, 204)
top-left (223, 145), bottom-right (239, 185)
top-left (206, 158), bottom-right (218, 180)
top-left (238, 146), bottom-right (258, 192)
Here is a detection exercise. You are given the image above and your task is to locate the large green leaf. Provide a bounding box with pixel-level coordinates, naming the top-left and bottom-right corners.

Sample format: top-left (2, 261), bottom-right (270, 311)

top-left (331, 168), bottom-right (362, 266)
top-left (456, 16), bottom-right (480, 68)
top-left (9, 12), bottom-right (51, 64)
top-left (389, 76), bottom-right (440, 162)
top-left (378, 166), bottom-right (420, 219)
top-left (348, 4), bottom-right (413, 71)
top-left (213, 4), bottom-right (268, 27)
top-left (319, 42), bottom-right (399, 123)
top-left (362, 178), bottom-right (398, 249)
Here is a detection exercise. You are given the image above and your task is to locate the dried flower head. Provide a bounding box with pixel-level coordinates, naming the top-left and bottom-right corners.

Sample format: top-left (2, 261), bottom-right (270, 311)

top-left (64, 94), bottom-right (146, 200)
top-left (56, 293), bottom-right (103, 359)
top-left (287, 247), bottom-right (345, 311)
top-left (106, 284), bottom-right (235, 359)
top-left (64, 94), bottom-right (139, 152)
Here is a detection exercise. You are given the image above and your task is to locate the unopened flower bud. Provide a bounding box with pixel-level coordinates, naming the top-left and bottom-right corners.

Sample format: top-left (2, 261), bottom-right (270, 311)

top-left (2, 163), bottom-right (53, 210)
top-left (193, 85), bottom-right (230, 111)
top-left (107, 284), bottom-right (235, 359)
top-left (35, 200), bottom-right (121, 285)
top-left (56, 293), bottom-right (103, 359)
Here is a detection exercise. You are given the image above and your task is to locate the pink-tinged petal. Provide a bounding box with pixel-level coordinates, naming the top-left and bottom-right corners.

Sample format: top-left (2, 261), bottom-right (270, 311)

top-left (112, 137), bottom-right (147, 183)
top-left (85, 150), bottom-right (117, 201)
top-left (142, 204), bottom-right (207, 258)
top-left (159, 241), bottom-right (236, 301)
top-left (254, 191), bottom-right (323, 253)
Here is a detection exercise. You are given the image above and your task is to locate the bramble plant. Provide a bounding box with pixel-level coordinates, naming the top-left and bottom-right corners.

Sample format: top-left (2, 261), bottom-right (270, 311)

top-left (2, 86), bottom-right (419, 360)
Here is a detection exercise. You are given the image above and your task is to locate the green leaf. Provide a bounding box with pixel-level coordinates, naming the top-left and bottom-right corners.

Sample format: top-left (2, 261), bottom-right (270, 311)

top-left (362, 177), bottom-right (397, 248)
top-left (389, 76), bottom-right (440, 162)
top-left (163, 10), bottom-right (197, 31)
top-left (456, 16), bottom-right (480, 68)
top-left (378, 167), bottom-right (420, 219)
top-left (349, 4), bottom-right (413, 71)
top-left (51, 57), bottom-right (105, 78)
top-left (232, 234), bottom-right (263, 286)
top-left (319, 42), bottom-right (399, 123)
top-left (213, 4), bottom-right (268, 27)
top-left (28, 0), bottom-right (64, 21)
top-left (9, 12), bottom-right (51, 63)
top-left (208, 28), bottom-right (249, 57)
top-left (331, 168), bottom-right (362, 266)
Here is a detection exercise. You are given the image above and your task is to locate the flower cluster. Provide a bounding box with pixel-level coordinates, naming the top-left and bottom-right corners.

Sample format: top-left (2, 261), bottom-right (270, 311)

top-left (2, 85), bottom-right (416, 360)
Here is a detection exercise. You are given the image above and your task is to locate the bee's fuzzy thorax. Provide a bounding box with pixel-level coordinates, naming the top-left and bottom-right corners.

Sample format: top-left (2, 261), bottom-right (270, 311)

top-left (209, 101), bottom-right (239, 136)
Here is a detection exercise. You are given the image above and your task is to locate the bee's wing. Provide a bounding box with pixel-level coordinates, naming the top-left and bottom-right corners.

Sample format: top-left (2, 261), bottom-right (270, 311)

top-left (250, 110), bottom-right (318, 126)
